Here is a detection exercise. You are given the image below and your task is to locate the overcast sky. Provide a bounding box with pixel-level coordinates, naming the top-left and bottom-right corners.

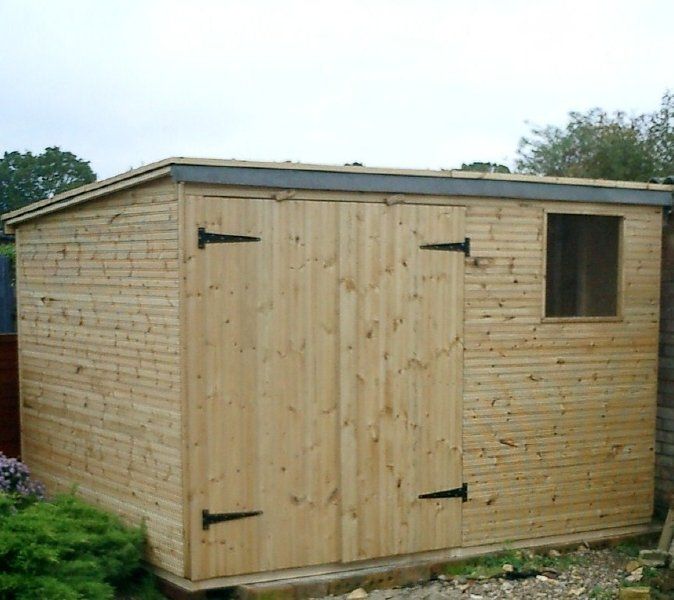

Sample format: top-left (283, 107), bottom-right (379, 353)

top-left (0, 0), bottom-right (672, 179)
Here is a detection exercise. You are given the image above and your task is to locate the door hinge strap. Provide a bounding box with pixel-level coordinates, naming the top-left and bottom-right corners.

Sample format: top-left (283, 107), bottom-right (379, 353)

top-left (202, 509), bottom-right (263, 530)
top-left (198, 227), bottom-right (261, 249)
top-left (419, 482), bottom-right (468, 502)
top-left (420, 237), bottom-right (470, 256)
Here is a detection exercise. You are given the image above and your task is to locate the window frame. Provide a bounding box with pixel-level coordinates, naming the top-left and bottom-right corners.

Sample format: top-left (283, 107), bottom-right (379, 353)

top-left (541, 209), bottom-right (625, 323)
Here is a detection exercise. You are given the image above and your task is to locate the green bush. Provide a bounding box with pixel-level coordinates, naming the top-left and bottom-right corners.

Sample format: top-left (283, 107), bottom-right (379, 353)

top-left (0, 244), bottom-right (15, 285)
top-left (0, 245), bottom-right (14, 262)
top-left (0, 492), bottom-right (158, 600)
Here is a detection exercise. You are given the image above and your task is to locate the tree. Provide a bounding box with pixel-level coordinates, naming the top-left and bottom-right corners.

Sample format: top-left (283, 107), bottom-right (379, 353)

top-left (0, 147), bottom-right (96, 213)
top-left (516, 91), bottom-right (674, 181)
top-left (458, 162), bottom-right (511, 174)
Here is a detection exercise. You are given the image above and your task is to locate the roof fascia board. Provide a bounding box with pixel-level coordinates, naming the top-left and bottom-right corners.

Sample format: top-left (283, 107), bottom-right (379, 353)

top-left (3, 166), bottom-right (171, 232)
top-left (1, 159), bottom-right (175, 223)
top-left (171, 164), bottom-right (673, 207)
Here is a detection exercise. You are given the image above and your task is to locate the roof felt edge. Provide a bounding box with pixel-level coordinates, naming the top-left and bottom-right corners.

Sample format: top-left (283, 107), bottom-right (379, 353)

top-left (171, 164), bottom-right (673, 207)
top-left (3, 158), bottom-right (673, 232)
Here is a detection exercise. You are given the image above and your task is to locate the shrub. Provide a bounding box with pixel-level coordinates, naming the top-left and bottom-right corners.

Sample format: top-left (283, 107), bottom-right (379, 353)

top-left (0, 244), bottom-right (14, 262)
top-left (0, 453), bottom-right (45, 507)
top-left (0, 493), bottom-right (150, 600)
top-left (0, 244), bottom-right (15, 285)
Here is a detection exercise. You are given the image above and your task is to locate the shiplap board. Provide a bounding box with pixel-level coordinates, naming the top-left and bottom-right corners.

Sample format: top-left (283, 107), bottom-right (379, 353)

top-left (15, 179), bottom-right (185, 576)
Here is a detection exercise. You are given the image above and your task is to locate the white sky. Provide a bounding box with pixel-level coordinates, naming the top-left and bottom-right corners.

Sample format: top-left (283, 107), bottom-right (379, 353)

top-left (0, 0), bottom-right (672, 179)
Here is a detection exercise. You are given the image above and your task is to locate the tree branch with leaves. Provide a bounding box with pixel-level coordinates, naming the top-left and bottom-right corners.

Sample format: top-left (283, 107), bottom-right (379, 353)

top-left (0, 147), bottom-right (96, 213)
top-left (516, 92), bottom-right (674, 182)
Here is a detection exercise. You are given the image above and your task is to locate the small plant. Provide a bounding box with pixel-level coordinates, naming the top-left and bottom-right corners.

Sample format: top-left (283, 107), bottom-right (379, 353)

top-left (615, 540), bottom-right (642, 558)
top-left (589, 584), bottom-right (614, 599)
top-left (0, 452), bottom-right (45, 506)
top-left (442, 546), bottom-right (587, 580)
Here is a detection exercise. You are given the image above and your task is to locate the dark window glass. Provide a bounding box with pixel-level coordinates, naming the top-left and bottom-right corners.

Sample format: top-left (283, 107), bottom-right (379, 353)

top-left (545, 214), bottom-right (621, 317)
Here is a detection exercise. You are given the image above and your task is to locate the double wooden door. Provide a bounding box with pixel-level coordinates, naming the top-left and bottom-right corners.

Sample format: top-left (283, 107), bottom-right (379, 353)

top-left (185, 196), bottom-right (465, 580)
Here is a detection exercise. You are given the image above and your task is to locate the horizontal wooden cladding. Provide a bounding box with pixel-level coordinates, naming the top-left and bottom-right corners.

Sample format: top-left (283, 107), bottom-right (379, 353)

top-left (468, 485), bottom-right (652, 519)
top-left (21, 286), bottom-right (178, 305)
top-left (466, 348), bottom-right (657, 366)
top-left (21, 439), bottom-right (184, 570)
top-left (22, 419), bottom-right (180, 498)
top-left (464, 503), bottom-right (652, 546)
top-left (21, 383), bottom-right (181, 444)
top-left (16, 182), bottom-right (185, 577)
top-left (20, 327), bottom-right (176, 371)
top-left (462, 200), bottom-right (660, 546)
top-left (469, 458), bottom-right (653, 487)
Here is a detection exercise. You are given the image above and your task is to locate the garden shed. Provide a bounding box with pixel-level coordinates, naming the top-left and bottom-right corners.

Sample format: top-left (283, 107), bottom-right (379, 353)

top-left (2, 158), bottom-right (672, 592)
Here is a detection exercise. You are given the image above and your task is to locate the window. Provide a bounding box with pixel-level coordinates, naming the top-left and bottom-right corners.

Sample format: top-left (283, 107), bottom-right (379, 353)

top-left (545, 213), bottom-right (621, 318)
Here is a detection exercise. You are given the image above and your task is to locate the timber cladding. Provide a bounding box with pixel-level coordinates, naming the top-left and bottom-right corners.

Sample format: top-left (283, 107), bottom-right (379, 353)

top-left (14, 180), bottom-right (184, 575)
top-left (462, 200), bottom-right (660, 544)
top-left (1, 159), bottom-right (669, 587)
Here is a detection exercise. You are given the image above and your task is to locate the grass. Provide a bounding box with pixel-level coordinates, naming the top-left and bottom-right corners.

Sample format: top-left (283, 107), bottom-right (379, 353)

top-left (442, 546), bottom-right (588, 580)
top-left (614, 539), bottom-right (642, 558)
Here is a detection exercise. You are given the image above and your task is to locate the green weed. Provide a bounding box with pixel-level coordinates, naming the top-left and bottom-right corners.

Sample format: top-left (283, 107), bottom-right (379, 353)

top-left (442, 547), bottom-right (587, 580)
top-left (589, 585), bottom-right (614, 599)
top-left (615, 540), bottom-right (642, 558)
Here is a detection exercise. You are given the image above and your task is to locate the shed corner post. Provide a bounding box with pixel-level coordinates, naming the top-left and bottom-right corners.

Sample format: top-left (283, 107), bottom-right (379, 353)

top-left (177, 180), bottom-right (194, 580)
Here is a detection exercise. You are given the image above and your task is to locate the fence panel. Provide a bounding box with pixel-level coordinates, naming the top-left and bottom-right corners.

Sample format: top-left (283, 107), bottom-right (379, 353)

top-left (0, 255), bottom-right (15, 333)
top-left (0, 334), bottom-right (20, 457)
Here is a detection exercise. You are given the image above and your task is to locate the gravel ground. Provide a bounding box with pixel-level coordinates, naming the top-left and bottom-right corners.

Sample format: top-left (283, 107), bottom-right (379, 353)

top-left (321, 547), bottom-right (674, 600)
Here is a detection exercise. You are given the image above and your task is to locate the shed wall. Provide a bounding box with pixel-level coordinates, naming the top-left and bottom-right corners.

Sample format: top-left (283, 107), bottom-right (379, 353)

top-left (15, 180), bottom-right (184, 576)
top-left (462, 200), bottom-right (661, 544)
top-left (12, 176), bottom-right (662, 585)
top-left (182, 184), bottom-right (661, 566)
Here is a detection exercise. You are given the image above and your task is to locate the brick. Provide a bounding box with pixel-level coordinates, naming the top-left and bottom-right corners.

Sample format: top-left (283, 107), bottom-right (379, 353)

top-left (639, 549), bottom-right (670, 567)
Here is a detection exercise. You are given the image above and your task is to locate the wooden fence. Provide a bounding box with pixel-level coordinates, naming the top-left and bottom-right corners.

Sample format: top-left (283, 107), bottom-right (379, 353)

top-left (0, 334), bottom-right (20, 458)
top-left (657, 222), bottom-right (674, 512)
top-left (0, 254), bottom-right (15, 333)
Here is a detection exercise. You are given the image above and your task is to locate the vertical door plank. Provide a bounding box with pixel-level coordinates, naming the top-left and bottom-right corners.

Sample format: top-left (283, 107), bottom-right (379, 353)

top-left (188, 198), bottom-right (341, 578)
top-left (339, 203), bottom-right (465, 561)
top-left (187, 197), bottom-right (464, 577)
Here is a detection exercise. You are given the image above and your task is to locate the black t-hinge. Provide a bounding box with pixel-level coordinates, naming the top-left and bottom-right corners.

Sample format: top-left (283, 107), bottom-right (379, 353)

top-left (202, 509), bottom-right (263, 530)
top-left (418, 482), bottom-right (468, 502)
top-left (420, 237), bottom-right (470, 256)
top-left (198, 227), bottom-right (261, 249)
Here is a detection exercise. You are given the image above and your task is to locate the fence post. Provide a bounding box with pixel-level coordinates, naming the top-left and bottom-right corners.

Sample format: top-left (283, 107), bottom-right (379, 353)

top-left (0, 255), bottom-right (16, 333)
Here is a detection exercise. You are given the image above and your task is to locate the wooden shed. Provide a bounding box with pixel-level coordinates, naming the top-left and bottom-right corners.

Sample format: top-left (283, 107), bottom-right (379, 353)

top-left (2, 159), bottom-right (672, 592)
